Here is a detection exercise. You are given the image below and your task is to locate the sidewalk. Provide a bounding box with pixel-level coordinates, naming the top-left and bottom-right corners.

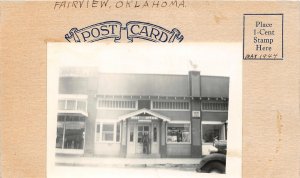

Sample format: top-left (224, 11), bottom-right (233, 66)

top-left (55, 155), bottom-right (201, 168)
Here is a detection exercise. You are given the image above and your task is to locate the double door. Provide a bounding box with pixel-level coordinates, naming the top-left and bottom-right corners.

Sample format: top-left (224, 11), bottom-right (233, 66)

top-left (126, 122), bottom-right (160, 157)
top-left (136, 125), bottom-right (151, 154)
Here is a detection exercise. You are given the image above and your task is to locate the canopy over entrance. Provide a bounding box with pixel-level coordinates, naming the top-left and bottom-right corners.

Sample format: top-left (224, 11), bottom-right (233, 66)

top-left (118, 108), bottom-right (171, 122)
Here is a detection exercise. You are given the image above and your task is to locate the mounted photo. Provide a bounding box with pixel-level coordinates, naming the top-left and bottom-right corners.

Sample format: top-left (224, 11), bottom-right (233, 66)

top-left (47, 43), bottom-right (242, 178)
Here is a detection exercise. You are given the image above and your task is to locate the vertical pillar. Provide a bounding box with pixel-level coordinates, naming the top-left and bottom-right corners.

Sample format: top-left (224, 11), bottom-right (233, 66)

top-left (84, 77), bottom-right (98, 156)
top-left (120, 120), bottom-right (127, 157)
top-left (84, 93), bottom-right (96, 156)
top-left (160, 120), bottom-right (167, 158)
top-left (62, 116), bottom-right (66, 149)
top-left (190, 99), bottom-right (202, 157)
top-left (189, 71), bottom-right (202, 158)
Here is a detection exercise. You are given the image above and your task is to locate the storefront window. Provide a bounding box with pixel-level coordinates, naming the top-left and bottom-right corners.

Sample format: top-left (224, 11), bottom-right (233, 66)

top-left (56, 122), bottom-right (64, 149)
top-left (56, 115), bottom-right (85, 150)
top-left (202, 124), bottom-right (225, 143)
top-left (64, 122), bottom-right (85, 149)
top-left (167, 124), bottom-right (191, 143)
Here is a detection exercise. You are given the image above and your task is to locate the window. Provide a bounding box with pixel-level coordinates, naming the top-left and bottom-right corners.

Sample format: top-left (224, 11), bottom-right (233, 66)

top-left (58, 99), bottom-right (87, 112)
top-left (65, 115), bottom-right (85, 122)
top-left (153, 126), bottom-right (157, 142)
top-left (202, 124), bottom-right (225, 143)
top-left (129, 125), bottom-right (134, 142)
top-left (96, 124), bottom-right (101, 142)
top-left (137, 126), bottom-right (149, 143)
top-left (116, 123), bottom-right (121, 142)
top-left (56, 116), bottom-right (85, 150)
top-left (56, 122), bottom-right (64, 149)
top-left (58, 100), bottom-right (66, 110)
top-left (102, 124), bottom-right (114, 141)
top-left (77, 101), bottom-right (87, 112)
top-left (98, 100), bottom-right (137, 110)
top-left (167, 124), bottom-right (191, 143)
top-left (64, 122), bottom-right (85, 149)
top-left (201, 101), bottom-right (228, 111)
top-left (66, 100), bottom-right (76, 110)
top-left (95, 122), bottom-right (121, 142)
top-left (152, 101), bottom-right (190, 110)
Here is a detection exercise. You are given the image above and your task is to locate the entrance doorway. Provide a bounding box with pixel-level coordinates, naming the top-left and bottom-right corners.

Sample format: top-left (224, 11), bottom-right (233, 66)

top-left (136, 125), bottom-right (151, 154)
top-left (126, 121), bottom-right (160, 157)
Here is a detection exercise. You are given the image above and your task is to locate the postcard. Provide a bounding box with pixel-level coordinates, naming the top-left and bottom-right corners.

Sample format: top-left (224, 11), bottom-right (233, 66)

top-left (47, 43), bottom-right (241, 178)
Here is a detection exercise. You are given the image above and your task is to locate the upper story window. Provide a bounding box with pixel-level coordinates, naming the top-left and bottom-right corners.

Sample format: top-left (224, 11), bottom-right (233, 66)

top-left (58, 99), bottom-right (87, 113)
top-left (201, 101), bottom-right (228, 111)
top-left (98, 100), bottom-right (137, 110)
top-left (151, 101), bottom-right (190, 111)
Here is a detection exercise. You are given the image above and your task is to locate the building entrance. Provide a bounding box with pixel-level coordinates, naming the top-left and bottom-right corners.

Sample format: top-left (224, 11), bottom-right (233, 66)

top-left (136, 125), bottom-right (151, 154)
top-left (121, 109), bottom-right (169, 157)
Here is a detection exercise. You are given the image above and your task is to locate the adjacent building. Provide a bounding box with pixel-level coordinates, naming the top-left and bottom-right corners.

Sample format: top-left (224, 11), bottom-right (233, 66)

top-left (55, 68), bottom-right (229, 158)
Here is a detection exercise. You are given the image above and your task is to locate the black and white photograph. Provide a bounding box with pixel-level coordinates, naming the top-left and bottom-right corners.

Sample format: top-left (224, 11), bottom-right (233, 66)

top-left (47, 43), bottom-right (242, 178)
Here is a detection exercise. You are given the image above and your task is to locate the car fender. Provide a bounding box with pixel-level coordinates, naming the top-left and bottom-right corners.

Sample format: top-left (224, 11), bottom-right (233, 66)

top-left (197, 153), bottom-right (226, 170)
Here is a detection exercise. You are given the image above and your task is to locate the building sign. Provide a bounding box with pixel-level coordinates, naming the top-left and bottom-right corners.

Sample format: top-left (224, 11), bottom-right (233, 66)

top-left (131, 116), bottom-right (158, 120)
top-left (192, 111), bottom-right (201, 118)
top-left (138, 120), bottom-right (152, 123)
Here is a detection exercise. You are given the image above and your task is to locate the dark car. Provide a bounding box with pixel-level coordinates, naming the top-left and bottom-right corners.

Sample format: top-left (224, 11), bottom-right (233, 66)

top-left (196, 140), bottom-right (227, 174)
top-left (196, 153), bottom-right (226, 173)
top-left (212, 140), bottom-right (227, 154)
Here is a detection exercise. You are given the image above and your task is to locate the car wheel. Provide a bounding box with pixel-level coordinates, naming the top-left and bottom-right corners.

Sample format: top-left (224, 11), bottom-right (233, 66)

top-left (201, 161), bottom-right (225, 174)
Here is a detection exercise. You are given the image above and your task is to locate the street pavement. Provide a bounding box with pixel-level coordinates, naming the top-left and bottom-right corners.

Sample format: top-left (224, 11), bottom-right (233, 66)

top-left (55, 155), bottom-right (201, 168)
top-left (49, 155), bottom-right (228, 178)
top-left (49, 165), bottom-right (227, 178)
top-left (55, 155), bottom-right (201, 167)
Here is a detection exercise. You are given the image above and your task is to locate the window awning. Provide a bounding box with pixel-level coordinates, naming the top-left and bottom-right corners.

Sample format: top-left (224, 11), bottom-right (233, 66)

top-left (58, 110), bottom-right (88, 117)
top-left (118, 108), bottom-right (171, 122)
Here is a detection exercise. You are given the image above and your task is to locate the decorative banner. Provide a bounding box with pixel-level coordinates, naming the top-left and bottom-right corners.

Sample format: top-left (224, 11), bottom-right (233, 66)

top-left (65, 21), bottom-right (184, 43)
top-left (65, 21), bottom-right (122, 43)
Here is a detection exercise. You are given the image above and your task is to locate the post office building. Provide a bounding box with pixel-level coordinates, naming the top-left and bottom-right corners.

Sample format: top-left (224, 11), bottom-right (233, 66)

top-left (55, 69), bottom-right (229, 158)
